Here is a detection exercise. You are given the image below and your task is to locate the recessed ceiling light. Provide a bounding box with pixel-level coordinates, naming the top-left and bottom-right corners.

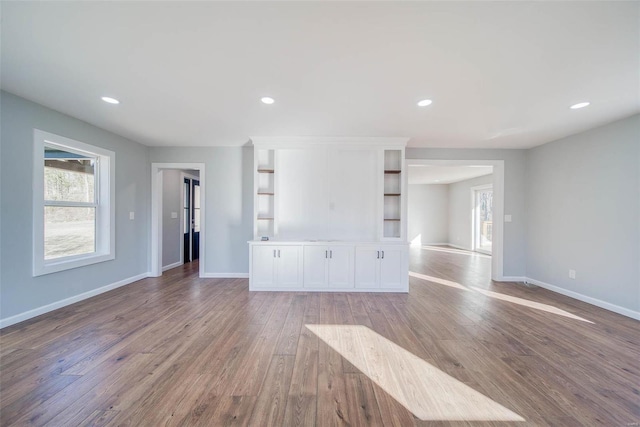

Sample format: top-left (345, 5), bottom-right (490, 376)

top-left (101, 96), bottom-right (120, 104)
top-left (570, 102), bottom-right (590, 109)
top-left (417, 99), bottom-right (432, 107)
top-left (261, 97), bottom-right (275, 105)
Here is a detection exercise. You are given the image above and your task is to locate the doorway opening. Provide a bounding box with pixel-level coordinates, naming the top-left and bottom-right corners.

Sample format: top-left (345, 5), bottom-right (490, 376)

top-left (151, 163), bottom-right (205, 278)
top-left (406, 159), bottom-right (505, 281)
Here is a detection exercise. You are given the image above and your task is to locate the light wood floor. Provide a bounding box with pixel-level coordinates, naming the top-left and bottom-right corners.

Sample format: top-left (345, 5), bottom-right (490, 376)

top-left (1, 247), bottom-right (639, 426)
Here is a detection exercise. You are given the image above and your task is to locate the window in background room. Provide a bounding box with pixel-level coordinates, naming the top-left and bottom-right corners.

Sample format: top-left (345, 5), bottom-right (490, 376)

top-left (33, 130), bottom-right (115, 276)
top-left (472, 185), bottom-right (493, 254)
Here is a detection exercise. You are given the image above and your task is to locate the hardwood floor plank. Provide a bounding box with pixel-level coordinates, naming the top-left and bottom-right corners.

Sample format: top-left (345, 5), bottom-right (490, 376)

top-left (316, 294), bottom-right (353, 427)
top-left (274, 295), bottom-right (307, 355)
top-left (283, 395), bottom-right (316, 427)
top-left (72, 409), bottom-right (119, 427)
top-left (344, 373), bottom-right (384, 427)
top-left (247, 355), bottom-right (295, 427)
top-left (0, 373), bottom-right (80, 425)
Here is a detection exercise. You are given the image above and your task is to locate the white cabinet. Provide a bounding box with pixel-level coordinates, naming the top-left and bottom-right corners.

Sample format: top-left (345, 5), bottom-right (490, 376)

top-left (251, 245), bottom-right (303, 289)
top-left (355, 245), bottom-right (407, 290)
top-left (303, 245), bottom-right (354, 289)
top-left (251, 242), bottom-right (407, 292)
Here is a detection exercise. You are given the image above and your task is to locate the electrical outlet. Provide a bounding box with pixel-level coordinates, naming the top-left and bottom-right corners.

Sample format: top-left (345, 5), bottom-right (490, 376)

top-left (171, 212), bottom-right (178, 219)
top-left (569, 269), bottom-right (576, 279)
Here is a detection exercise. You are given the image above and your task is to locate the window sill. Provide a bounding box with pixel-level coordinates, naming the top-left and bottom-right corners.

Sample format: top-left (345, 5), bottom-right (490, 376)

top-left (33, 252), bottom-right (115, 277)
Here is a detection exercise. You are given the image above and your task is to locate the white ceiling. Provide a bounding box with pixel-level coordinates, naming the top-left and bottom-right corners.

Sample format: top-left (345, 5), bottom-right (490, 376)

top-left (408, 165), bottom-right (493, 185)
top-left (2, 2), bottom-right (638, 148)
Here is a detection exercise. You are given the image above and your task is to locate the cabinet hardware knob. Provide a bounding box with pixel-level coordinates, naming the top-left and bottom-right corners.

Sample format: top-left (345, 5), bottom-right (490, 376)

top-left (382, 251), bottom-right (385, 259)
top-left (325, 250), bottom-right (328, 258)
top-left (330, 250), bottom-right (333, 258)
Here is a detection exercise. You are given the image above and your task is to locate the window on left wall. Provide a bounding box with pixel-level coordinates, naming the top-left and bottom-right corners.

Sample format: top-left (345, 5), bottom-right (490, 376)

top-left (33, 130), bottom-right (115, 276)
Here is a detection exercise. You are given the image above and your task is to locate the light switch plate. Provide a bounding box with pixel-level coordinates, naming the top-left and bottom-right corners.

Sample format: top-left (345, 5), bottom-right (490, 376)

top-left (171, 212), bottom-right (178, 219)
top-left (129, 211), bottom-right (135, 220)
top-left (504, 214), bottom-right (512, 222)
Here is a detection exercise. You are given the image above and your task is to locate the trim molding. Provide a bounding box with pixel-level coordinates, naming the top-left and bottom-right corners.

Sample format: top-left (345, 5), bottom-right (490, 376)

top-left (0, 272), bottom-right (151, 329)
top-left (446, 243), bottom-right (471, 251)
top-left (524, 277), bottom-right (640, 321)
top-left (201, 272), bottom-right (249, 279)
top-left (498, 276), bottom-right (527, 283)
top-left (162, 261), bottom-right (183, 272)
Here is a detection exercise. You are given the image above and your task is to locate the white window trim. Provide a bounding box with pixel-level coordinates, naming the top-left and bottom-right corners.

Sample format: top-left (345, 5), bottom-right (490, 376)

top-left (33, 129), bottom-right (115, 276)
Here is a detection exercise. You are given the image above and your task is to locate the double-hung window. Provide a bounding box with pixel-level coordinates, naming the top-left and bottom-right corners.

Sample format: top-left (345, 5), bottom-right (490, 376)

top-left (33, 130), bottom-right (115, 276)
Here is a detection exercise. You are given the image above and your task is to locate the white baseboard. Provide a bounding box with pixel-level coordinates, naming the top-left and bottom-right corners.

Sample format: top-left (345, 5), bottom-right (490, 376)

top-left (421, 242), bottom-right (450, 246)
top-left (525, 277), bottom-right (640, 321)
top-left (0, 272), bottom-right (151, 329)
top-left (446, 243), bottom-right (471, 251)
top-left (496, 276), bottom-right (527, 282)
top-left (162, 261), bottom-right (183, 272)
top-left (200, 272), bottom-right (249, 279)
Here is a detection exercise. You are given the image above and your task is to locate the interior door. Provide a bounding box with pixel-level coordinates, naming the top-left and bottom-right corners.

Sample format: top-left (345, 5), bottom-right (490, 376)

top-left (192, 179), bottom-right (200, 260)
top-left (183, 177), bottom-right (191, 263)
top-left (183, 177), bottom-right (200, 263)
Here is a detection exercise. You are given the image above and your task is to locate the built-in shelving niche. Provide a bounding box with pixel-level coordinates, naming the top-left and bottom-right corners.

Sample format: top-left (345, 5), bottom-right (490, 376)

top-left (383, 149), bottom-right (402, 238)
top-left (256, 149), bottom-right (275, 238)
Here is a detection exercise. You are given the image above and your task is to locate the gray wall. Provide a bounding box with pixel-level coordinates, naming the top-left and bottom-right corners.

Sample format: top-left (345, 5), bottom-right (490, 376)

top-left (162, 169), bottom-right (182, 268)
top-left (149, 147), bottom-right (253, 275)
top-left (526, 114), bottom-right (640, 312)
top-left (408, 184), bottom-right (449, 245)
top-left (0, 91), bottom-right (150, 320)
top-left (448, 174), bottom-right (493, 250)
top-left (406, 148), bottom-right (527, 277)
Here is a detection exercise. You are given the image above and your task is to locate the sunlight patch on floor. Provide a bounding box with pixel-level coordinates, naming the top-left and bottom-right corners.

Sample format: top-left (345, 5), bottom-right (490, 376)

top-left (409, 271), bottom-right (593, 324)
top-left (420, 245), bottom-right (491, 258)
top-left (409, 271), bottom-right (471, 291)
top-left (470, 287), bottom-right (594, 323)
top-left (306, 324), bottom-right (525, 422)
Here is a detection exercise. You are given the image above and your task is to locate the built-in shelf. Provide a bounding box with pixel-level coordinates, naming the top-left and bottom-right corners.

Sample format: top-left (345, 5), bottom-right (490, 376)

top-left (255, 149), bottom-right (276, 239)
top-left (383, 149), bottom-right (403, 239)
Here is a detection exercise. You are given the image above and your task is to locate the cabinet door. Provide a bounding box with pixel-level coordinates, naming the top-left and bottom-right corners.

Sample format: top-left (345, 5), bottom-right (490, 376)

top-left (328, 246), bottom-right (354, 288)
top-left (303, 246), bottom-right (328, 288)
top-left (252, 246), bottom-right (276, 288)
top-left (354, 247), bottom-right (379, 288)
top-left (379, 246), bottom-right (404, 289)
top-left (276, 246), bottom-right (303, 288)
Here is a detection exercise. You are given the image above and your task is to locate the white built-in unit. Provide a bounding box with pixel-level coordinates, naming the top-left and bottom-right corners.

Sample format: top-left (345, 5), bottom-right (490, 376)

top-left (249, 137), bottom-right (409, 292)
